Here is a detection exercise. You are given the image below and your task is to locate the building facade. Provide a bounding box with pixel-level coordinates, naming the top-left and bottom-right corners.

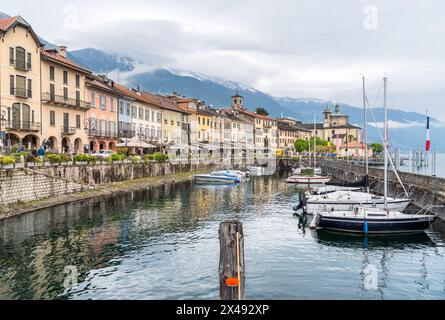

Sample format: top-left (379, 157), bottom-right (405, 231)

top-left (277, 117), bottom-right (312, 156)
top-left (40, 47), bottom-right (91, 154)
top-left (0, 16), bottom-right (42, 149)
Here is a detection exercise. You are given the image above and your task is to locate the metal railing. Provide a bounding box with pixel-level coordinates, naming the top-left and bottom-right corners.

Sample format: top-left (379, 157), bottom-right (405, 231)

top-left (118, 129), bottom-right (136, 138)
top-left (11, 88), bottom-right (32, 98)
top-left (4, 120), bottom-right (41, 131)
top-left (61, 126), bottom-right (77, 135)
top-left (10, 60), bottom-right (32, 71)
top-left (42, 92), bottom-right (91, 110)
top-left (88, 129), bottom-right (118, 139)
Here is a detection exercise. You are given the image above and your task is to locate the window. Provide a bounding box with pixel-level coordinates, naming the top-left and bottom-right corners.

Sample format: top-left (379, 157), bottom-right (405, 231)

top-left (91, 92), bottom-right (96, 107)
top-left (157, 113), bottom-right (162, 123)
top-left (152, 111), bottom-right (155, 122)
top-left (111, 97), bottom-right (115, 112)
top-left (132, 105), bottom-right (137, 118)
top-left (332, 130), bottom-right (335, 134)
top-left (76, 114), bottom-right (81, 129)
top-left (9, 47), bottom-right (14, 65)
top-left (76, 91), bottom-right (80, 107)
top-left (16, 76), bottom-right (26, 97)
top-left (50, 84), bottom-right (55, 101)
top-left (49, 66), bottom-right (55, 81)
top-left (207, 119), bottom-right (210, 126)
top-left (119, 101), bottom-right (124, 115)
top-left (27, 52), bottom-right (32, 70)
top-left (15, 47), bottom-right (26, 70)
top-left (198, 117), bottom-right (201, 125)
top-left (145, 109), bottom-right (150, 121)
top-left (50, 110), bottom-right (55, 126)
top-left (100, 120), bottom-right (107, 136)
top-left (9, 75), bottom-right (14, 95)
top-left (138, 108), bottom-right (144, 119)
top-left (75, 74), bottom-right (80, 88)
top-left (164, 118), bottom-right (168, 125)
top-left (63, 87), bottom-right (68, 100)
top-left (126, 103), bottom-right (131, 116)
top-left (31, 110), bottom-right (34, 123)
top-left (27, 79), bottom-right (32, 98)
top-left (63, 70), bottom-right (68, 85)
top-left (100, 95), bottom-right (106, 110)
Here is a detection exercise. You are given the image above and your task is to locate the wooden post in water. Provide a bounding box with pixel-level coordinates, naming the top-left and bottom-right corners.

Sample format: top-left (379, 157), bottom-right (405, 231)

top-left (219, 221), bottom-right (245, 300)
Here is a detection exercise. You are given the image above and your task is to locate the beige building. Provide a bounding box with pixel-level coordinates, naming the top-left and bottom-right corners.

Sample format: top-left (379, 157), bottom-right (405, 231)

top-left (40, 47), bottom-right (92, 154)
top-left (0, 16), bottom-right (42, 149)
top-left (277, 117), bottom-right (312, 156)
top-left (302, 104), bottom-right (361, 149)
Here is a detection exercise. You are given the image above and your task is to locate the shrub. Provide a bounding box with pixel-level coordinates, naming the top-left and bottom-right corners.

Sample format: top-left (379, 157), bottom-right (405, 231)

top-left (131, 155), bottom-right (141, 163)
top-left (73, 154), bottom-right (88, 163)
top-left (46, 154), bottom-right (62, 164)
top-left (300, 168), bottom-right (314, 176)
top-left (144, 154), bottom-right (155, 161)
top-left (116, 147), bottom-right (128, 156)
top-left (153, 152), bottom-right (168, 162)
top-left (0, 156), bottom-right (16, 166)
top-left (60, 154), bottom-right (71, 162)
top-left (12, 152), bottom-right (27, 161)
top-left (111, 153), bottom-right (126, 162)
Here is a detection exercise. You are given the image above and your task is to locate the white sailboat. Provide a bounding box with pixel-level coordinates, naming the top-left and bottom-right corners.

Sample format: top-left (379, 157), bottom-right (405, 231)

top-left (315, 77), bottom-right (435, 234)
top-left (305, 76), bottom-right (409, 214)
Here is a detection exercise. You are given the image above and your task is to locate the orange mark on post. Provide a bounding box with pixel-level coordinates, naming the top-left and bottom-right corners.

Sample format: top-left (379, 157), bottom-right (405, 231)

top-left (226, 278), bottom-right (239, 287)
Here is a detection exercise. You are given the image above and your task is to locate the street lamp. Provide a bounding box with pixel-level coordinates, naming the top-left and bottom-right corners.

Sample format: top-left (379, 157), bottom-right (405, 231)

top-left (0, 105), bottom-right (9, 150)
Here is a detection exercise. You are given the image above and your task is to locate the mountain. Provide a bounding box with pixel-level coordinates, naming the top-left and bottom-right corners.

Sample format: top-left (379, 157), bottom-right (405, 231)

top-left (68, 48), bottom-right (135, 73)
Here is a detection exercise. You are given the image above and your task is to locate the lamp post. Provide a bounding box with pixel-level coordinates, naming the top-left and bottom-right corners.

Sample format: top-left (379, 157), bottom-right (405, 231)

top-left (0, 105), bottom-right (8, 151)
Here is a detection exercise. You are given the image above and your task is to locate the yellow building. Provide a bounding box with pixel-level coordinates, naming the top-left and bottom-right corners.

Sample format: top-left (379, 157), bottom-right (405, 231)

top-left (0, 16), bottom-right (42, 149)
top-left (277, 118), bottom-right (312, 156)
top-left (40, 47), bottom-right (92, 154)
top-left (197, 108), bottom-right (213, 143)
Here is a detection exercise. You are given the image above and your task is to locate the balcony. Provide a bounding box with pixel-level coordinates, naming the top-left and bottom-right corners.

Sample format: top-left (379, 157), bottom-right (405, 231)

top-left (118, 129), bottom-right (135, 139)
top-left (61, 126), bottom-right (77, 135)
top-left (42, 92), bottom-right (91, 110)
top-left (12, 88), bottom-right (32, 99)
top-left (10, 60), bottom-right (32, 72)
top-left (4, 121), bottom-right (41, 132)
top-left (88, 129), bottom-right (118, 139)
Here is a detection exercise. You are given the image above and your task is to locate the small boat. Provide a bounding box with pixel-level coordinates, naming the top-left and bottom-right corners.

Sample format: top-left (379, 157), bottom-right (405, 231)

top-left (195, 174), bottom-right (240, 184)
top-left (286, 175), bottom-right (332, 185)
top-left (305, 190), bottom-right (410, 213)
top-left (315, 207), bottom-right (435, 234)
top-left (292, 167), bottom-right (322, 175)
top-left (311, 186), bottom-right (362, 195)
top-left (211, 170), bottom-right (248, 180)
top-left (249, 166), bottom-right (264, 176)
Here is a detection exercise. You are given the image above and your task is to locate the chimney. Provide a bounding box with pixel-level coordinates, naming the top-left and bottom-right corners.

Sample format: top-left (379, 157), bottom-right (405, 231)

top-left (59, 46), bottom-right (67, 58)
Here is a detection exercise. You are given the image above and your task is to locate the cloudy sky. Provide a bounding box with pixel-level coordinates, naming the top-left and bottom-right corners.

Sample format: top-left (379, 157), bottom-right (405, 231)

top-left (2, 0), bottom-right (444, 120)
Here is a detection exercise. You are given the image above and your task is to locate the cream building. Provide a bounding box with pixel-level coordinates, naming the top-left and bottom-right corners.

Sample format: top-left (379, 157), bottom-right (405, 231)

top-left (40, 47), bottom-right (92, 154)
top-left (277, 117), bottom-right (312, 156)
top-left (0, 16), bottom-right (42, 149)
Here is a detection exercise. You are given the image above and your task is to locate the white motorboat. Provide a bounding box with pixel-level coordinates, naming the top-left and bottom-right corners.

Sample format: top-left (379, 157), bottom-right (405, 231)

top-left (305, 190), bottom-right (410, 213)
top-left (286, 175), bottom-right (332, 185)
top-left (311, 186), bottom-right (362, 195)
top-left (292, 167), bottom-right (322, 175)
top-left (211, 170), bottom-right (247, 180)
top-left (315, 207), bottom-right (435, 234)
top-left (195, 173), bottom-right (240, 184)
top-left (249, 166), bottom-right (264, 176)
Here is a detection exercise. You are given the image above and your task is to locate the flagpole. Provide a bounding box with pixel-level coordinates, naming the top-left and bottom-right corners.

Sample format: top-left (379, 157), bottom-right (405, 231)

top-left (426, 110), bottom-right (430, 168)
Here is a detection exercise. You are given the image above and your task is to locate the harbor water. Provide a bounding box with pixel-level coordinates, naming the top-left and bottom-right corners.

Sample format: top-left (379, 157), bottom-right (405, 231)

top-left (0, 173), bottom-right (444, 300)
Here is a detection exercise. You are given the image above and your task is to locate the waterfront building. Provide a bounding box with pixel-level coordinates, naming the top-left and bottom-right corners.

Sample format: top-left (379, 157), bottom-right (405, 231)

top-left (338, 140), bottom-right (373, 158)
top-left (0, 16), bottom-right (42, 149)
top-left (117, 93), bottom-right (135, 140)
top-left (277, 117), bottom-right (312, 156)
top-left (302, 104), bottom-right (361, 147)
top-left (114, 84), bottom-right (162, 153)
top-left (40, 47), bottom-right (91, 154)
top-left (85, 75), bottom-right (120, 152)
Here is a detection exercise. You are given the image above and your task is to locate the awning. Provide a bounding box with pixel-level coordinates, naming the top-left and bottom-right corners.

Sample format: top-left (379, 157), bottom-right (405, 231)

top-left (117, 139), bottom-right (157, 149)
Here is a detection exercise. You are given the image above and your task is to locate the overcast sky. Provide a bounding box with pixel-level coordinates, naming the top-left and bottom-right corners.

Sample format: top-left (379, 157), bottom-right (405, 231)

top-left (2, 0), bottom-right (444, 120)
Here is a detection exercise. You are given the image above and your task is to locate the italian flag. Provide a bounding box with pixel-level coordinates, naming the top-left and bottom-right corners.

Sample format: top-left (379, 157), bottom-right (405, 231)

top-left (426, 116), bottom-right (431, 152)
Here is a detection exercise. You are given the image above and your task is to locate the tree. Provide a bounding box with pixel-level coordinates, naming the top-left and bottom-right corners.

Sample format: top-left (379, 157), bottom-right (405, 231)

top-left (256, 107), bottom-right (269, 116)
top-left (294, 139), bottom-right (309, 153)
top-left (371, 143), bottom-right (383, 154)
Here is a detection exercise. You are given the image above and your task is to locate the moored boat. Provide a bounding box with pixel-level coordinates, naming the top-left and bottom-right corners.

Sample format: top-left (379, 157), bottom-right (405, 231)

top-left (195, 174), bottom-right (240, 184)
top-left (286, 175), bottom-right (332, 185)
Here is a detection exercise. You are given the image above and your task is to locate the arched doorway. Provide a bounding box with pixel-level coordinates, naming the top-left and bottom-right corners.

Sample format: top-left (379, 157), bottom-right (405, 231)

top-left (22, 134), bottom-right (39, 150)
top-left (89, 140), bottom-right (96, 153)
top-left (99, 141), bottom-right (105, 151)
top-left (108, 142), bottom-right (115, 151)
top-left (74, 138), bottom-right (82, 155)
top-left (5, 133), bottom-right (20, 148)
top-left (47, 136), bottom-right (58, 152)
top-left (62, 137), bottom-right (71, 154)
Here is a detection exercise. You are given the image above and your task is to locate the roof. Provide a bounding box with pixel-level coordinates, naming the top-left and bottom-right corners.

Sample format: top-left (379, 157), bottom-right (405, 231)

top-left (114, 84), bottom-right (161, 108)
top-left (86, 75), bottom-right (121, 96)
top-left (301, 123), bottom-right (325, 130)
top-left (301, 123), bottom-right (361, 130)
top-left (42, 49), bottom-right (91, 74)
top-left (141, 92), bottom-right (190, 115)
top-left (278, 122), bottom-right (311, 132)
top-left (224, 112), bottom-right (248, 124)
top-left (0, 16), bottom-right (42, 46)
top-left (237, 108), bottom-right (275, 121)
top-left (231, 91), bottom-right (243, 98)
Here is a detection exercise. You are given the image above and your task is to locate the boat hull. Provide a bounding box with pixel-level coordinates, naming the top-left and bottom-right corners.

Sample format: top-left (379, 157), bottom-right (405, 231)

top-left (318, 215), bottom-right (434, 234)
top-left (306, 199), bottom-right (410, 214)
top-left (195, 175), bottom-right (239, 184)
top-left (287, 176), bottom-right (331, 184)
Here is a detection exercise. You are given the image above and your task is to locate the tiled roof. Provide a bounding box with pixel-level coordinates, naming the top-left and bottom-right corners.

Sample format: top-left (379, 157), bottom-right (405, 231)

top-left (0, 16), bottom-right (18, 31)
top-left (141, 92), bottom-right (190, 115)
top-left (340, 141), bottom-right (367, 148)
top-left (0, 16), bottom-right (42, 46)
top-left (42, 49), bottom-right (91, 73)
top-left (278, 122), bottom-right (311, 132)
top-left (238, 109), bottom-right (275, 121)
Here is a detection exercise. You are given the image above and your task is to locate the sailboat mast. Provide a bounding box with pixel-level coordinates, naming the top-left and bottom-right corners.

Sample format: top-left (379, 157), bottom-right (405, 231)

top-left (313, 114), bottom-right (316, 169)
top-left (363, 76), bottom-right (369, 193)
top-left (383, 77), bottom-right (388, 209)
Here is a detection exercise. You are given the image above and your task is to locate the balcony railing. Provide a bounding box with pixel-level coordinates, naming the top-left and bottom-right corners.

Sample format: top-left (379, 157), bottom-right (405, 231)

top-left (42, 92), bottom-right (91, 110)
top-left (12, 88), bottom-right (32, 98)
top-left (88, 129), bottom-right (118, 139)
top-left (118, 129), bottom-right (135, 138)
top-left (10, 60), bottom-right (32, 71)
top-left (4, 120), bottom-right (41, 132)
top-left (61, 126), bottom-right (77, 135)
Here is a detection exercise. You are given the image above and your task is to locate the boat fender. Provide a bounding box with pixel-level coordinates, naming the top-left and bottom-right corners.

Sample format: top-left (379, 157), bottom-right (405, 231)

top-left (363, 221), bottom-right (369, 234)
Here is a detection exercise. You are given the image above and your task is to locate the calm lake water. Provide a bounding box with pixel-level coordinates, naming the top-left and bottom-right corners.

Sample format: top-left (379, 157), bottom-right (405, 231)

top-left (0, 173), bottom-right (444, 300)
top-left (399, 153), bottom-right (445, 178)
